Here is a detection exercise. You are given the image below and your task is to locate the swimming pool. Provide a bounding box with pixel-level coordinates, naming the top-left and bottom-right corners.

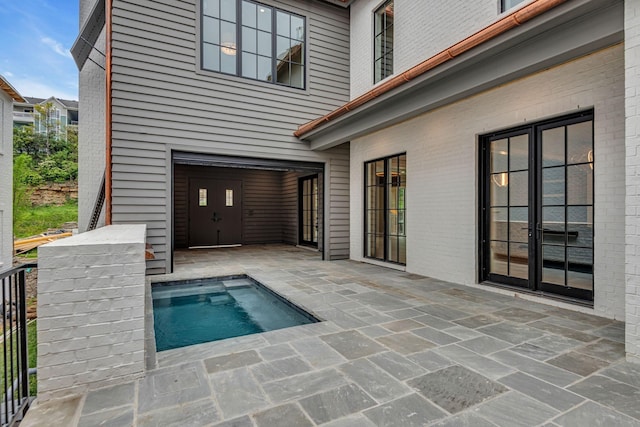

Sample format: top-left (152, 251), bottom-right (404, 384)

top-left (152, 275), bottom-right (318, 351)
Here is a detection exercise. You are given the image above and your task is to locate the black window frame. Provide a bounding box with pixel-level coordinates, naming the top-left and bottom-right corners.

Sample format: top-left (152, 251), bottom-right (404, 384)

top-left (364, 153), bottom-right (406, 265)
top-left (501, 0), bottom-right (526, 12)
top-left (373, 0), bottom-right (394, 84)
top-left (201, 0), bottom-right (307, 89)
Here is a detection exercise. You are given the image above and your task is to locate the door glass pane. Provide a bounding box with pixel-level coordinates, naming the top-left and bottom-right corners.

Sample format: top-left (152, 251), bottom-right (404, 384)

top-left (388, 236), bottom-right (398, 263)
top-left (203, 0), bottom-right (220, 17)
top-left (491, 138), bottom-right (508, 172)
top-left (567, 121), bottom-right (593, 165)
top-left (509, 170), bottom-right (528, 206)
top-left (490, 241), bottom-right (508, 276)
top-left (242, 52), bottom-right (257, 78)
top-left (543, 167), bottom-right (565, 205)
top-left (257, 5), bottom-right (271, 31)
top-left (490, 208), bottom-right (507, 241)
top-left (567, 164), bottom-right (593, 205)
top-left (567, 247), bottom-right (593, 290)
top-left (199, 189), bottom-right (207, 207)
top-left (242, 1), bottom-right (256, 26)
top-left (509, 207), bottom-right (528, 243)
top-left (203, 16), bottom-right (220, 44)
top-left (225, 189), bottom-right (233, 206)
top-left (509, 243), bottom-right (528, 279)
top-left (510, 134), bottom-right (529, 171)
top-left (542, 127), bottom-right (565, 167)
top-left (542, 206), bottom-right (565, 244)
top-left (542, 244), bottom-right (565, 286)
top-left (490, 174), bottom-right (508, 206)
top-left (567, 206), bottom-right (592, 247)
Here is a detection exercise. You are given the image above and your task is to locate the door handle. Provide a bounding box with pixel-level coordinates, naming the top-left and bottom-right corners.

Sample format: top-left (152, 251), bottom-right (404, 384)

top-left (212, 212), bottom-right (222, 223)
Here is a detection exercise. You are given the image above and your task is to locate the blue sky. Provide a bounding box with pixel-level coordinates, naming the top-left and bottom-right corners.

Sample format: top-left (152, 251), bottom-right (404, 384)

top-left (0, 0), bottom-right (79, 100)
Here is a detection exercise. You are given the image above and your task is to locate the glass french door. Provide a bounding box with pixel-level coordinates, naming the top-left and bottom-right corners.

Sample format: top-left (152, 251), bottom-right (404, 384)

top-left (299, 175), bottom-right (318, 247)
top-left (482, 111), bottom-right (594, 301)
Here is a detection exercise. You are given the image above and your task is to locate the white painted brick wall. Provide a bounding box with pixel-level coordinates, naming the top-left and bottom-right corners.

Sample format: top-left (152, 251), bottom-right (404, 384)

top-left (78, 0), bottom-right (106, 231)
top-left (0, 92), bottom-right (11, 271)
top-left (351, 45), bottom-right (625, 319)
top-left (350, 0), bottom-right (516, 99)
top-left (37, 224), bottom-right (146, 401)
top-left (625, 1), bottom-right (640, 362)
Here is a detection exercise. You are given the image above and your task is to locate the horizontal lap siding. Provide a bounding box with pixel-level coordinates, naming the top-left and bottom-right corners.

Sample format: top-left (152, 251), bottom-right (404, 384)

top-left (110, 0), bottom-right (350, 272)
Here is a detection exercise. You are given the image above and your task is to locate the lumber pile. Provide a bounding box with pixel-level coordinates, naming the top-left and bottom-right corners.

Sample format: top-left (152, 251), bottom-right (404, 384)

top-left (14, 231), bottom-right (72, 255)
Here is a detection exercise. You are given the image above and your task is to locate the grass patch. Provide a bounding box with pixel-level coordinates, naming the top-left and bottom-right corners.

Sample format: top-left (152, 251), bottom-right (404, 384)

top-left (14, 199), bottom-right (78, 239)
top-left (0, 321), bottom-right (37, 397)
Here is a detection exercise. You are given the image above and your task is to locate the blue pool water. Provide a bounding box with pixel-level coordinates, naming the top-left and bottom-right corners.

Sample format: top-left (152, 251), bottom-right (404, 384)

top-left (152, 276), bottom-right (318, 351)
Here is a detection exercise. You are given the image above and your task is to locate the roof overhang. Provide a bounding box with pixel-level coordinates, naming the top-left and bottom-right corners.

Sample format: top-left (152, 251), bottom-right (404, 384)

top-left (0, 76), bottom-right (25, 103)
top-left (300, 0), bottom-right (623, 150)
top-left (319, 0), bottom-right (354, 7)
top-left (71, 0), bottom-right (106, 70)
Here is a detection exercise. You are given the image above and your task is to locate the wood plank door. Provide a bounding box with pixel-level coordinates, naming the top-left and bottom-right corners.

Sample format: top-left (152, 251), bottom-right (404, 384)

top-left (189, 178), bottom-right (242, 247)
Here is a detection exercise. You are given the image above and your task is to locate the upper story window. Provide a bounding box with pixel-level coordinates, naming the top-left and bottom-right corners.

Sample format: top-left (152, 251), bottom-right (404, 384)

top-left (374, 0), bottom-right (394, 83)
top-left (501, 0), bottom-right (526, 12)
top-left (201, 0), bottom-right (306, 89)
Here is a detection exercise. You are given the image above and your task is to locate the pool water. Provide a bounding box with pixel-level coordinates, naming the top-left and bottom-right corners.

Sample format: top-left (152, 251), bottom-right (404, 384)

top-left (152, 276), bottom-right (318, 351)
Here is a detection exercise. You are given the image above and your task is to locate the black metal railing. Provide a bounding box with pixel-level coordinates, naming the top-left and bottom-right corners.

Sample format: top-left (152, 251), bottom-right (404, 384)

top-left (0, 263), bottom-right (35, 426)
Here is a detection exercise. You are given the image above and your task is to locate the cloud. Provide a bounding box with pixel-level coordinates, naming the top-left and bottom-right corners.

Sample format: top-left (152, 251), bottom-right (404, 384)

top-left (3, 71), bottom-right (13, 77)
top-left (41, 37), bottom-right (73, 59)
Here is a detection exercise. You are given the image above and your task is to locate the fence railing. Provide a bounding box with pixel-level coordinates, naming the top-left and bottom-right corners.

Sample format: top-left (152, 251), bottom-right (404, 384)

top-left (0, 263), bottom-right (35, 426)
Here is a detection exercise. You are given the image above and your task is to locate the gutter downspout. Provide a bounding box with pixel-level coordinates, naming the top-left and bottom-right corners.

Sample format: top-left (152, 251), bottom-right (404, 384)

top-left (294, 0), bottom-right (567, 138)
top-left (105, 0), bottom-right (112, 225)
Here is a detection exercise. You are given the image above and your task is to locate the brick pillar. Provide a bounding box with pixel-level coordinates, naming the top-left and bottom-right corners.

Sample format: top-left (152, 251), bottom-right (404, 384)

top-left (625, 2), bottom-right (640, 363)
top-left (37, 224), bottom-right (146, 401)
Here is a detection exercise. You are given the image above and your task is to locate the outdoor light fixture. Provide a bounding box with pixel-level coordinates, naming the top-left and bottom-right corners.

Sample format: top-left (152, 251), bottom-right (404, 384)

top-left (221, 41), bottom-right (237, 56)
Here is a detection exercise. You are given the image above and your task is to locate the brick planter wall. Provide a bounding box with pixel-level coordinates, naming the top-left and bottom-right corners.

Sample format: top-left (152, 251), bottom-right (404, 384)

top-left (37, 224), bottom-right (146, 401)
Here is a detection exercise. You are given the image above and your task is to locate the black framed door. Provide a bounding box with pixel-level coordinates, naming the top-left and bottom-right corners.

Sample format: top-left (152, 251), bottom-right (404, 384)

top-left (299, 175), bottom-right (318, 247)
top-left (481, 111), bottom-right (594, 301)
top-left (189, 178), bottom-right (242, 247)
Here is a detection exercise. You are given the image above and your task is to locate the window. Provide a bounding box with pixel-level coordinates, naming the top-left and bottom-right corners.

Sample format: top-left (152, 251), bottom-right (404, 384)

top-left (201, 0), bottom-right (305, 89)
top-left (501, 0), bottom-right (526, 12)
top-left (374, 0), bottom-right (394, 83)
top-left (365, 153), bottom-right (406, 264)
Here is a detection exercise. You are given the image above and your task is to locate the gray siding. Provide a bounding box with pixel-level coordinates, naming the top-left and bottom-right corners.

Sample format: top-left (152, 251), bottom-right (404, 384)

top-left (326, 143), bottom-right (350, 260)
top-left (110, 0), bottom-right (350, 272)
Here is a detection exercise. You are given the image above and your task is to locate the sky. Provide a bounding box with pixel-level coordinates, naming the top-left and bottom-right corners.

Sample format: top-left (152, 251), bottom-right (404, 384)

top-left (0, 0), bottom-right (79, 101)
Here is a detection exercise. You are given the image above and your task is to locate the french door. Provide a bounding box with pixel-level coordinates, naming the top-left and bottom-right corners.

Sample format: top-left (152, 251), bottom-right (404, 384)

top-left (481, 111), bottom-right (594, 301)
top-left (299, 175), bottom-right (319, 247)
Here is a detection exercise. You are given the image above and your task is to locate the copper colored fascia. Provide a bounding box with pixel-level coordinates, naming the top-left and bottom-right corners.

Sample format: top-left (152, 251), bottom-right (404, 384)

top-left (0, 78), bottom-right (25, 103)
top-left (294, 0), bottom-right (567, 138)
top-left (105, 0), bottom-right (113, 225)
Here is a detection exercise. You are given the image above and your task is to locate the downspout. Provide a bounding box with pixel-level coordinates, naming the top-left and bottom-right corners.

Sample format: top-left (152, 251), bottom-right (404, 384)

top-left (105, 0), bottom-right (113, 225)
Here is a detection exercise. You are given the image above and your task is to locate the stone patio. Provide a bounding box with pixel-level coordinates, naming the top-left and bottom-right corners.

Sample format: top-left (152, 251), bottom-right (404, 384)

top-left (23, 245), bottom-right (640, 426)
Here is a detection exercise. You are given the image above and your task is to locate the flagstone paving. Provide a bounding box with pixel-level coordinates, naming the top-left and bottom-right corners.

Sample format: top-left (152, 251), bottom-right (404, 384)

top-left (23, 245), bottom-right (639, 426)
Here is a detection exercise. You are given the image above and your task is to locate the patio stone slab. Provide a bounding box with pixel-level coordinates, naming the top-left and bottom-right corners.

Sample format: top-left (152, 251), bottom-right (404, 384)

top-left (411, 326), bottom-right (460, 345)
top-left (544, 307), bottom-right (613, 328)
top-left (431, 412), bottom-right (498, 427)
top-left (357, 325), bottom-right (392, 338)
top-left (454, 314), bottom-right (503, 329)
top-left (590, 323), bottom-right (626, 343)
top-left (21, 396), bottom-right (82, 427)
top-left (547, 351), bottom-right (609, 376)
top-left (376, 332), bottom-right (435, 354)
top-left (369, 351), bottom-right (426, 380)
top-left (137, 399), bottom-right (219, 427)
top-left (413, 314), bottom-right (457, 330)
top-left (138, 362), bottom-right (212, 414)
top-left (209, 367), bottom-right (269, 419)
top-left (433, 345), bottom-right (514, 380)
top-left (529, 320), bottom-right (598, 342)
top-left (387, 308), bottom-right (424, 319)
top-left (599, 361), bottom-right (640, 387)
top-left (498, 372), bottom-right (584, 411)
top-left (320, 414), bottom-right (377, 427)
top-left (477, 321), bottom-right (545, 344)
top-left (568, 375), bottom-right (640, 420)
top-left (262, 368), bottom-right (347, 402)
top-left (415, 304), bottom-right (470, 321)
top-left (253, 403), bottom-right (313, 427)
top-left (408, 365), bottom-right (508, 414)
top-left (299, 383), bottom-right (377, 424)
top-left (251, 356), bottom-right (312, 383)
top-left (576, 338), bottom-right (626, 362)
top-left (320, 330), bottom-right (386, 359)
top-left (407, 350), bottom-right (454, 372)
top-left (81, 382), bottom-right (135, 415)
top-left (492, 307), bottom-right (547, 323)
top-left (473, 391), bottom-right (559, 426)
top-left (204, 350), bottom-right (262, 373)
top-left (350, 292), bottom-right (412, 311)
top-left (363, 393), bottom-right (446, 426)
top-left (441, 325), bottom-right (483, 340)
top-left (338, 358), bottom-right (412, 402)
top-left (516, 334), bottom-right (583, 357)
top-left (78, 407), bottom-right (134, 427)
top-left (492, 350), bottom-right (581, 387)
top-left (551, 401), bottom-right (640, 427)
top-left (380, 319), bottom-right (424, 332)
top-left (458, 335), bottom-right (511, 355)
top-left (212, 416), bottom-right (253, 427)
top-left (258, 343), bottom-right (295, 361)
top-left (290, 337), bottom-right (347, 368)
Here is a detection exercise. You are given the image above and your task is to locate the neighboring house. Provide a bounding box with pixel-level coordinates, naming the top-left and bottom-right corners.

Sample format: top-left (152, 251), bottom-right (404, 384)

top-left (13, 96), bottom-right (79, 139)
top-left (72, 0), bottom-right (640, 358)
top-left (0, 76), bottom-right (25, 272)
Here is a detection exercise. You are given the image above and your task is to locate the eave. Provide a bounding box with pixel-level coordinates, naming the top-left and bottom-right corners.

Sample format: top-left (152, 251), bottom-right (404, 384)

top-left (0, 76), bottom-right (25, 103)
top-left (297, 0), bottom-right (623, 150)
